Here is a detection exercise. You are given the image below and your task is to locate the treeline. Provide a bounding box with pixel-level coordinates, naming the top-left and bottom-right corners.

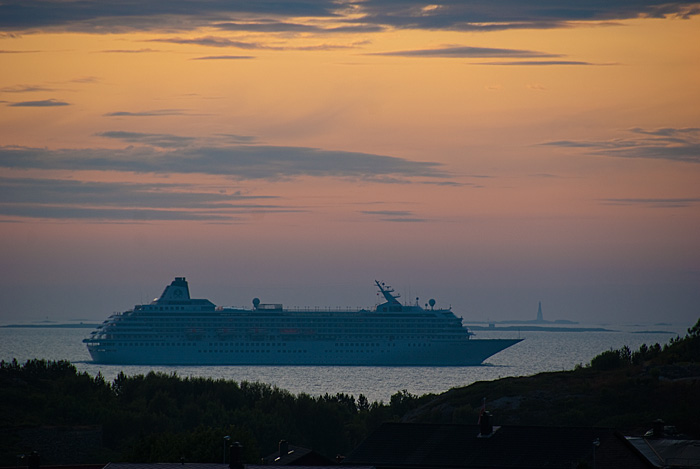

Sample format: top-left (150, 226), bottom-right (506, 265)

top-left (0, 360), bottom-right (430, 465)
top-left (589, 318), bottom-right (700, 371)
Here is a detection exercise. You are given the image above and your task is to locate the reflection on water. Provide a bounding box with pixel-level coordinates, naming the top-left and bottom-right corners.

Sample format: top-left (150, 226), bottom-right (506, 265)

top-left (0, 325), bottom-right (683, 404)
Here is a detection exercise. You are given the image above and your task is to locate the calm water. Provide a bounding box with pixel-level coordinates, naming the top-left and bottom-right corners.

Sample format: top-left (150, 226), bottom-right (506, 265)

top-left (0, 324), bottom-right (685, 404)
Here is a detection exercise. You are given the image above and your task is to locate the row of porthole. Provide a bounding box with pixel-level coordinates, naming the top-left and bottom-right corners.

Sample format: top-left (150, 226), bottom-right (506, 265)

top-left (335, 343), bottom-right (389, 347)
top-left (199, 349), bottom-right (307, 353)
top-left (209, 342), bottom-right (288, 347)
top-left (116, 342), bottom-right (195, 346)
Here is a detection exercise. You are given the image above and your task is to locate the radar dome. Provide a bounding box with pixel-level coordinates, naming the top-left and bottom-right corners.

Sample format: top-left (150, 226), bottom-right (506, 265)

top-left (429, 298), bottom-right (436, 309)
top-left (252, 298), bottom-right (260, 309)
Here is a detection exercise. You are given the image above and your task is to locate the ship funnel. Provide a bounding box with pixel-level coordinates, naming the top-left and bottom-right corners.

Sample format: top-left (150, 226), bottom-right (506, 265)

top-left (156, 277), bottom-right (191, 303)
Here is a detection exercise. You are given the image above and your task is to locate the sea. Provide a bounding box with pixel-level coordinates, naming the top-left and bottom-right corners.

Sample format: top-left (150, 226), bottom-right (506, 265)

top-left (0, 323), bottom-right (688, 404)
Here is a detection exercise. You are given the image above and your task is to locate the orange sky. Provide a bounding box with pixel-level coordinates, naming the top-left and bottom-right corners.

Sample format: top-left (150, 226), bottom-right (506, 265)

top-left (1, 1), bottom-right (699, 325)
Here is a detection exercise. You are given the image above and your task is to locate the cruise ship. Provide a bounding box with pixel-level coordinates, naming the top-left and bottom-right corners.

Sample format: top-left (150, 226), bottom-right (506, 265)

top-left (83, 277), bottom-right (522, 366)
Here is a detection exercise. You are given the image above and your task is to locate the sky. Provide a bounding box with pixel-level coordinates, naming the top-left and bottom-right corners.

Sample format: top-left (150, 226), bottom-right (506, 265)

top-left (1, 0), bottom-right (699, 326)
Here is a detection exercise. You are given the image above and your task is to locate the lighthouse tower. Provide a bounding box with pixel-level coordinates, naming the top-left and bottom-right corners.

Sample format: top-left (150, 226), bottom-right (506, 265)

top-left (536, 301), bottom-right (543, 322)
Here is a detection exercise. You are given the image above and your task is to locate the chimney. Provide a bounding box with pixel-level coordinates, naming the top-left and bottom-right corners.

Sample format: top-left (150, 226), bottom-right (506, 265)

top-left (229, 442), bottom-right (243, 469)
top-left (479, 411), bottom-right (493, 436)
top-left (278, 440), bottom-right (289, 458)
top-left (27, 452), bottom-right (40, 469)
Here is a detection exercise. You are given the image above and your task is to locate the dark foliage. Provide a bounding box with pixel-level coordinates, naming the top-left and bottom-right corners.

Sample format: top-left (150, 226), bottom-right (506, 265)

top-left (0, 360), bottom-right (410, 465)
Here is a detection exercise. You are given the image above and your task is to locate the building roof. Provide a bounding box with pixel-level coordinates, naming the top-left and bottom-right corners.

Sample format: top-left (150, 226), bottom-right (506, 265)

top-left (247, 466), bottom-right (371, 469)
top-left (342, 422), bottom-right (651, 469)
top-left (105, 463), bottom-right (227, 469)
top-left (260, 442), bottom-right (336, 466)
top-left (625, 437), bottom-right (700, 468)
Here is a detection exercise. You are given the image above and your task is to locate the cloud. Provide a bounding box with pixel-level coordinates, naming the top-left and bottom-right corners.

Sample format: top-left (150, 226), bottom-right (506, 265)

top-left (99, 48), bottom-right (159, 53)
top-left (353, 1), bottom-right (700, 31)
top-left (0, 1), bottom-right (338, 33)
top-left (70, 76), bottom-right (100, 84)
top-left (361, 210), bottom-right (427, 223)
top-left (214, 133), bottom-right (257, 144)
top-left (361, 210), bottom-right (413, 217)
top-left (0, 49), bottom-right (40, 53)
top-left (150, 36), bottom-right (363, 51)
top-left (191, 55), bottom-right (255, 60)
top-left (148, 36), bottom-right (266, 49)
top-left (474, 60), bottom-right (608, 66)
top-left (0, 176), bottom-right (290, 221)
top-left (0, 141), bottom-right (451, 182)
top-left (96, 131), bottom-right (196, 148)
top-left (368, 45), bottom-right (558, 58)
top-left (213, 21), bottom-right (384, 34)
top-left (0, 84), bottom-right (55, 93)
top-left (628, 127), bottom-right (700, 137)
top-left (103, 109), bottom-right (194, 117)
top-left (541, 127), bottom-right (700, 164)
top-left (8, 98), bottom-right (70, 107)
top-left (1, 1), bottom-right (697, 33)
top-left (599, 198), bottom-right (700, 208)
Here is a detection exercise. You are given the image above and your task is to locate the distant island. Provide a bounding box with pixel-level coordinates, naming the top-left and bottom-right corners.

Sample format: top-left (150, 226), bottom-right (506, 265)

top-left (474, 301), bottom-right (580, 326)
top-left (466, 325), bottom-right (614, 332)
top-left (464, 301), bottom-right (678, 333)
top-left (1, 323), bottom-right (98, 328)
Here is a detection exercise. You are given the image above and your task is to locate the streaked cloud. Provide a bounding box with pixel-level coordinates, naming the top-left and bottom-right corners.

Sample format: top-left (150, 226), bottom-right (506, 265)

top-left (368, 45), bottom-right (558, 58)
top-left (0, 49), bottom-right (40, 53)
top-left (213, 21), bottom-right (384, 34)
top-left (0, 177), bottom-right (274, 207)
top-left (99, 48), bottom-right (159, 53)
top-left (191, 55), bottom-right (255, 60)
top-left (474, 60), bottom-right (608, 66)
top-left (150, 36), bottom-right (362, 51)
top-left (0, 84), bottom-right (55, 93)
top-left (361, 210), bottom-right (413, 217)
top-left (1, 1), bottom-right (696, 34)
top-left (8, 98), bottom-right (70, 107)
top-left (214, 133), bottom-right (257, 144)
top-left (599, 198), bottom-right (700, 208)
top-left (629, 127), bottom-right (700, 137)
top-left (148, 36), bottom-right (265, 49)
top-left (542, 127), bottom-right (700, 164)
top-left (0, 140), bottom-right (451, 182)
top-left (96, 131), bottom-right (196, 148)
top-left (0, 176), bottom-right (291, 221)
top-left (361, 210), bottom-right (427, 223)
top-left (70, 76), bottom-right (100, 84)
top-left (104, 109), bottom-right (195, 117)
top-left (354, 1), bottom-right (700, 31)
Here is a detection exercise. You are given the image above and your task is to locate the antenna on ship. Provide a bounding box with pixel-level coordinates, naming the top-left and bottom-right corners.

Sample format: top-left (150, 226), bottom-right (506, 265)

top-left (375, 280), bottom-right (401, 305)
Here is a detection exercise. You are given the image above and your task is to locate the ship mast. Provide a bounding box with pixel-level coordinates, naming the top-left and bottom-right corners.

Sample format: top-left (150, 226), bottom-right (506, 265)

top-left (375, 280), bottom-right (402, 305)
